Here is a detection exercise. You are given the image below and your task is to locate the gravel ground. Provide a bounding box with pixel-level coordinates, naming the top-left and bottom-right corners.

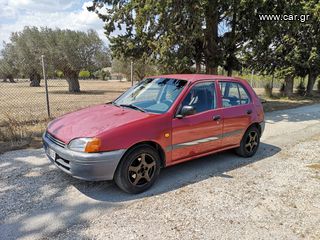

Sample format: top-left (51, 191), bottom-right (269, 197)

top-left (1, 104), bottom-right (320, 240)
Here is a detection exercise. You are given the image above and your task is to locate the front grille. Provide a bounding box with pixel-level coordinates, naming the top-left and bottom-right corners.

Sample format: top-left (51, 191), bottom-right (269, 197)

top-left (55, 157), bottom-right (70, 172)
top-left (46, 132), bottom-right (66, 148)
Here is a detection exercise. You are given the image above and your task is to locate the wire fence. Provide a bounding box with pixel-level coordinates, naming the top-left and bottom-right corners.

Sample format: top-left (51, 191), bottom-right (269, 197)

top-left (0, 77), bottom-right (131, 124)
top-left (0, 63), bottom-right (284, 125)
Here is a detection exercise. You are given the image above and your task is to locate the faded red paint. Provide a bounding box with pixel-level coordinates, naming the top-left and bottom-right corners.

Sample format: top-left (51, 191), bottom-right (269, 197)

top-left (47, 75), bottom-right (264, 167)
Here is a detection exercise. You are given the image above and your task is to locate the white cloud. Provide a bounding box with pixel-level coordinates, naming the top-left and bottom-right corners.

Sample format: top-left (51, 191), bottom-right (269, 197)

top-left (0, 1), bottom-right (109, 48)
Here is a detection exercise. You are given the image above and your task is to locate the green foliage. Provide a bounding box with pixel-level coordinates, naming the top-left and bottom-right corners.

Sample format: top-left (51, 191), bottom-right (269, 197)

top-left (55, 70), bottom-right (64, 78)
top-left (244, 0), bottom-right (320, 96)
top-left (0, 43), bottom-right (19, 81)
top-left (79, 70), bottom-right (91, 79)
top-left (112, 58), bottom-right (158, 81)
top-left (92, 69), bottom-right (111, 80)
top-left (1, 27), bottom-right (111, 92)
top-left (102, 70), bottom-right (111, 80)
top-left (89, 0), bottom-right (259, 74)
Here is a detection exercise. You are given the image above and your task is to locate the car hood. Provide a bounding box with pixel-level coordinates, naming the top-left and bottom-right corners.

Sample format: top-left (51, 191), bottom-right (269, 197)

top-left (47, 104), bottom-right (151, 143)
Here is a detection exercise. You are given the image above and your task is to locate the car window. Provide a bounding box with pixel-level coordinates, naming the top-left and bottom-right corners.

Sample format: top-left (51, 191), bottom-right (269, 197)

top-left (219, 81), bottom-right (251, 107)
top-left (114, 78), bottom-right (187, 113)
top-left (180, 82), bottom-right (216, 114)
top-left (238, 84), bottom-right (251, 104)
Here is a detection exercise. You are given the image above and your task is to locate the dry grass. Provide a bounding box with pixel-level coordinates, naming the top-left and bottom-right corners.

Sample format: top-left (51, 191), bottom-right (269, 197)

top-left (257, 88), bottom-right (320, 112)
top-left (0, 79), bottom-right (131, 153)
top-left (0, 79), bottom-right (131, 124)
top-left (0, 117), bottom-right (47, 154)
top-left (1, 80), bottom-right (320, 153)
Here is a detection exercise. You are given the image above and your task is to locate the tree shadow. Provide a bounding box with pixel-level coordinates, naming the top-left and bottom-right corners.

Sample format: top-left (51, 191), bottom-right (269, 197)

top-left (74, 142), bottom-right (281, 202)
top-left (0, 149), bottom-right (119, 239)
top-left (265, 103), bottom-right (320, 124)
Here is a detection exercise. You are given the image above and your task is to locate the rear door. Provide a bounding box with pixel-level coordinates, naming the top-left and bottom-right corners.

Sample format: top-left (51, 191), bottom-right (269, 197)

top-left (171, 81), bottom-right (223, 162)
top-left (218, 81), bottom-right (253, 147)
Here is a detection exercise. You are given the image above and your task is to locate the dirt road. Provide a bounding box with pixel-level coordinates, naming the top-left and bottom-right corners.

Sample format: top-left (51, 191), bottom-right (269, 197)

top-left (1, 104), bottom-right (320, 240)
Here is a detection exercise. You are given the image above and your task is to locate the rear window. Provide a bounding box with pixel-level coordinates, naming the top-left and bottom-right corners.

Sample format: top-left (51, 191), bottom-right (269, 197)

top-left (219, 82), bottom-right (251, 107)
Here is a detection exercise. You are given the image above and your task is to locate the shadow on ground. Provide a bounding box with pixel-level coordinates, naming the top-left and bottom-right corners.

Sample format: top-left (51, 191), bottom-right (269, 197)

top-left (265, 103), bottom-right (320, 123)
top-left (4, 103), bottom-right (320, 239)
top-left (74, 142), bottom-right (281, 202)
top-left (0, 149), bottom-right (117, 239)
top-left (0, 142), bottom-right (280, 239)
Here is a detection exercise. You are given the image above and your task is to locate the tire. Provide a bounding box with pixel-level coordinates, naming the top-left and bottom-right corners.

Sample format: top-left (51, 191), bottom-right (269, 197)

top-left (235, 126), bottom-right (260, 157)
top-left (114, 145), bottom-right (161, 194)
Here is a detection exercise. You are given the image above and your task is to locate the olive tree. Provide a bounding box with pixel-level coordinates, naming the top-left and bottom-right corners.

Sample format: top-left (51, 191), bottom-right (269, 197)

top-left (2, 27), bottom-right (110, 92)
top-left (52, 29), bottom-right (110, 92)
top-left (0, 43), bottom-right (18, 82)
top-left (9, 27), bottom-right (48, 86)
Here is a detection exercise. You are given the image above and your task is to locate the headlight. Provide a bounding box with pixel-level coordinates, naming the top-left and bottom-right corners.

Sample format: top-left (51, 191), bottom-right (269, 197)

top-left (68, 138), bottom-right (101, 153)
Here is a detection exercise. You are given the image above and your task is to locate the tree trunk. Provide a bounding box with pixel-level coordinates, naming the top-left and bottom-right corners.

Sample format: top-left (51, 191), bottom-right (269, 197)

top-left (203, 0), bottom-right (220, 75)
top-left (195, 61), bottom-right (201, 73)
top-left (30, 71), bottom-right (41, 87)
top-left (65, 70), bottom-right (80, 93)
top-left (284, 75), bottom-right (294, 97)
top-left (3, 77), bottom-right (8, 82)
top-left (306, 72), bottom-right (317, 96)
top-left (8, 74), bottom-right (15, 83)
top-left (194, 39), bottom-right (203, 74)
top-left (227, 68), bottom-right (233, 76)
top-left (206, 66), bottom-right (218, 74)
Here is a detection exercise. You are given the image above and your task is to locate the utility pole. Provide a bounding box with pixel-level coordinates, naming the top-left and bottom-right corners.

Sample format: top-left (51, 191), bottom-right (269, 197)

top-left (130, 60), bottom-right (133, 86)
top-left (41, 55), bottom-right (51, 118)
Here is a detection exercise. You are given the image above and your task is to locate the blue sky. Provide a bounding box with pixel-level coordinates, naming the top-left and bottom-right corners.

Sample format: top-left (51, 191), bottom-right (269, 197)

top-left (0, 0), bottom-right (109, 48)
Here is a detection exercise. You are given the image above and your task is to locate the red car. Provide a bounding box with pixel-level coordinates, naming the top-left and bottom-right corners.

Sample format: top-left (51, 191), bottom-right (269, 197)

top-left (43, 74), bottom-right (265, 193)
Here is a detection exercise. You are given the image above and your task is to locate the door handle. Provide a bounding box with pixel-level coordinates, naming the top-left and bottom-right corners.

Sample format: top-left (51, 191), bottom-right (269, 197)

top-left (213, 115), bottom-right (221, 121)
top-left (247, 109), bottom-right (252, 114)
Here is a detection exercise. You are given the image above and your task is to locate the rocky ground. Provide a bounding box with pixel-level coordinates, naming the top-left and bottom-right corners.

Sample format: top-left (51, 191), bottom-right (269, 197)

top-left (1, 104), bottom-right (320, 240)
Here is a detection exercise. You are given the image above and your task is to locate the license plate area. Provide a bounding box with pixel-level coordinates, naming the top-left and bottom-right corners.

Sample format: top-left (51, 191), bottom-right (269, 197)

top-left (46, 147), bottom-right (56, 160)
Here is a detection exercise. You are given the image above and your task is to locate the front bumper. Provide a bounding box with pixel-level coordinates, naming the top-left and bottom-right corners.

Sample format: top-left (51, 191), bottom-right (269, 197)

top-left (43, 133), bottom-right (126, 181)
top-left (259, 121), bottom-right (265, 136)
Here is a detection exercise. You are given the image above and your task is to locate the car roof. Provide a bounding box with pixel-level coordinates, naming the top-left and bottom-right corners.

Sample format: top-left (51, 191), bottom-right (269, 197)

top-left (148, 74), bottom-right (247, 83)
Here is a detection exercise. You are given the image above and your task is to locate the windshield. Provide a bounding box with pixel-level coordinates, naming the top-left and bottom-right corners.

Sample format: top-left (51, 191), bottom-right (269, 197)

top-left (113, 78), bottom-right (188, 113)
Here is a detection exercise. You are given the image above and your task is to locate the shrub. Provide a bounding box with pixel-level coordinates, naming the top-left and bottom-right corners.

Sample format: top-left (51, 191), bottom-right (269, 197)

top-left (264, 83), bottom-right (273, 97)
top-left (0, 116), bottom-right (31, 143)
top-left (296, 81), bottom-right (306, 96)
top-left (55, 70), bottom-right (64, 78)
top-left (79, 70), bottom-right (90, 79)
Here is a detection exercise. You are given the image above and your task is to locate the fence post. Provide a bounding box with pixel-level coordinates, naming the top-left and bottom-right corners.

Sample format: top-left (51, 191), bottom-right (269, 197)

top-left (41, 55), bottom-right (51, 118)
top-left (130, 60), bottom-right (133, 86)
top-left (251, 70), bottom-right (254, 87)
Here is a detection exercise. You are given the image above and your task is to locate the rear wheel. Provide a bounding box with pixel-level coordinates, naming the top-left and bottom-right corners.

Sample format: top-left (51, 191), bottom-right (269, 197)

top-left (114, 145), bottom-right (161, 194)
top-left (236, 126), bottom-right (260, 157)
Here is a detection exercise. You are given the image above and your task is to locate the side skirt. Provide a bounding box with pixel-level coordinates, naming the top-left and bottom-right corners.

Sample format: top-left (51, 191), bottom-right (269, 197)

top-left (165, 144), bottom-right (240, 167)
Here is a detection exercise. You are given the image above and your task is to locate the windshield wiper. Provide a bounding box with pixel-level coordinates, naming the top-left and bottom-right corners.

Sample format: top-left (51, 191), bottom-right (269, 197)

top-left (119, 104), bottom-right (146, 112)
top-left (110, 101), bottom-right (119, 106)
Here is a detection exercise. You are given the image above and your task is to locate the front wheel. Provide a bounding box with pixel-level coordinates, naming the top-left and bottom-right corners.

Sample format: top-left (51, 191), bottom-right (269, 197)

top-left (236, 126), bottom-right (260, 157)
top-left (114, 145), bottom-right (161, 194)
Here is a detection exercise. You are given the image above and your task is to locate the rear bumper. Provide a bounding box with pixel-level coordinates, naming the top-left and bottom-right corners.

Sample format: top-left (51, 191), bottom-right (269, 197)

top-left (42, 133), bottom-right (126, 181)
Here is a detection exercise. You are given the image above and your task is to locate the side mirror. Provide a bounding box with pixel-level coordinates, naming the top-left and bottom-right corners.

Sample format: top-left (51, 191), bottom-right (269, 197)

top-left (176, 105), bottom-right (196, 119)
top-left (260, 98), bottom-right (267, 104)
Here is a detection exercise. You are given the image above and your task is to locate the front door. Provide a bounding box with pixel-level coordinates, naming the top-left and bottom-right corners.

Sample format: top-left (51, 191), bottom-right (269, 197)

top-left (171, 81), bottom-right (223, 162)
